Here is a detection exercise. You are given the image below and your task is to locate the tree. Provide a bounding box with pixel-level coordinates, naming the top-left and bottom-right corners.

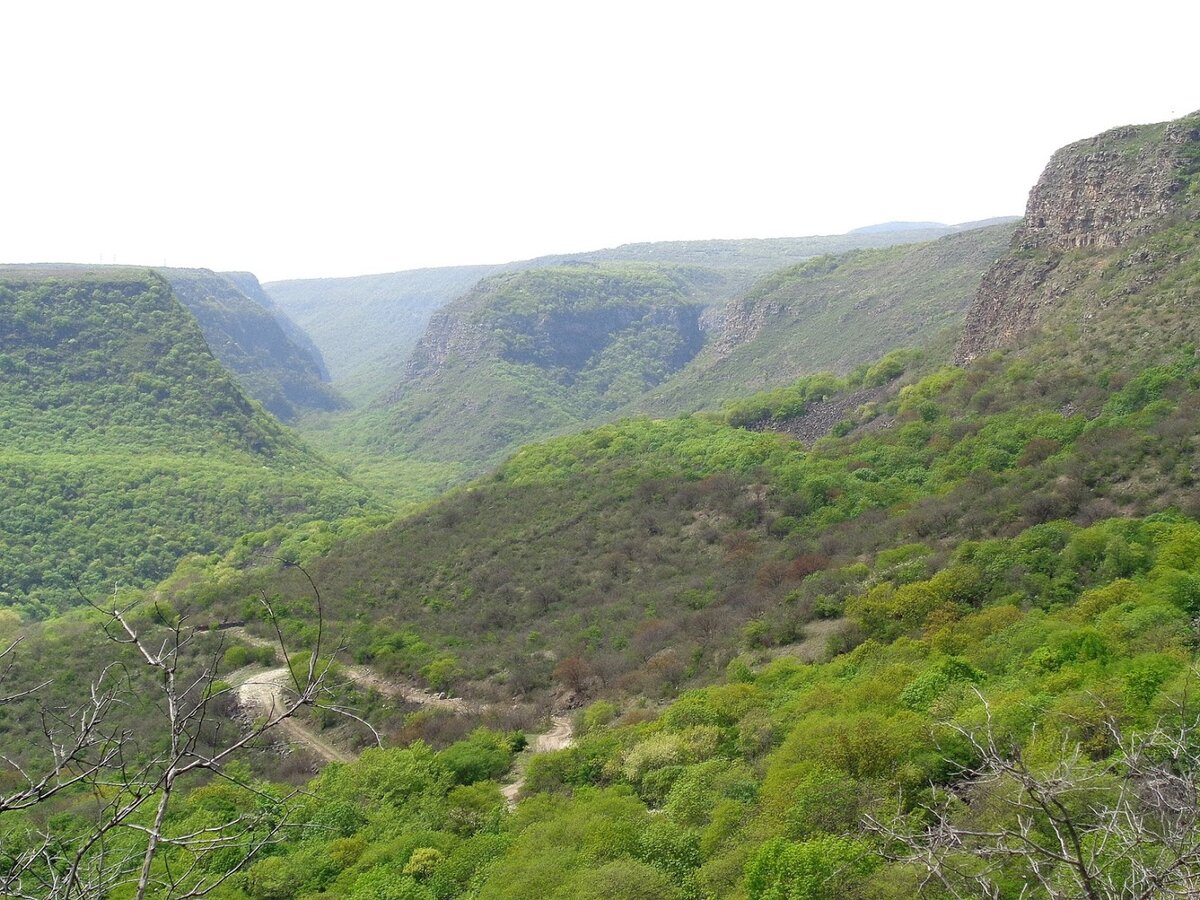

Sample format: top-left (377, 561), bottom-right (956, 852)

top-left (0, 564), bottom-right (371, 899)
top-left (867, 690), bottom-right (1200, 899)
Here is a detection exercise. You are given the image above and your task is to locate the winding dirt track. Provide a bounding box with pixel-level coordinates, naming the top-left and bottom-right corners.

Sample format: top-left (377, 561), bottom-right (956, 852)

top-left (501, 715), bottom-right (575, 806)
top-left (233, 668), bottom-right (354, 764)
top-left (224, 628), bottom-right (573, 780)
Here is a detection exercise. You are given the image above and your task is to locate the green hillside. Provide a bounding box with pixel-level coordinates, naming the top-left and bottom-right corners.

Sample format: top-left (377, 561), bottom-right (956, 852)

top-left (297, 264), bottom-right (727, 496)
top-left (639, 222), bottom-right (1017, 414)
top-left (159, 268), bottom-right (346, 421)
top-left (264, 223), bottom-right (1008, 403)
top-left (3, 111), bottom-right (1200, 899)
top-left (0, 267), bottom-right (375, 615)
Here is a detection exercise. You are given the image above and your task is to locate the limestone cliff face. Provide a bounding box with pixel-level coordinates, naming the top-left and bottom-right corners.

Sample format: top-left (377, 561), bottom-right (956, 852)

top-left (955, 113), bottom-right (1200, 363)
top-left (710, 296), bottom-right (782, 358)
top-left (402, 305), bottom-right (493, 379)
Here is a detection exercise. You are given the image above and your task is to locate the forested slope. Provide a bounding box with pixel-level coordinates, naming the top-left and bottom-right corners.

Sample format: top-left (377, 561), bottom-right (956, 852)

top-left (159, 268), bottom-right (346, 421)
top-left (0, 267), bottom-right (374, 615)
top-left (3, 113), bottom-right (1200, 899)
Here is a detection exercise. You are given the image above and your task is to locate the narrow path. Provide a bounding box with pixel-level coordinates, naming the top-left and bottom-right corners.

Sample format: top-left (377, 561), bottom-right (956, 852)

top-left (232, 667), bottom-right (355, 764)
top-left (222, 627), bottom-right (574, 782)
top-left (225, 627), bottom-right (474, 710)
top-left (501, 714), bottom-right (575, 806)
top-left (343, 665), bottom-right (475, 712)
top-left (224, 627), bottom-right (474, 763)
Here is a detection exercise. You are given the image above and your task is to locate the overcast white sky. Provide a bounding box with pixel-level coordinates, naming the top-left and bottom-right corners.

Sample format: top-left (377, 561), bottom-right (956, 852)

top-left (2, 1), bottom-right (1198, 282)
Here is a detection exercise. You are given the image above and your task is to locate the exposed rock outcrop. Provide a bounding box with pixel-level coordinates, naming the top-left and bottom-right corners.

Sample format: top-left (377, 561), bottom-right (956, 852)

top-left (955, 113), bottom-right (1200, 363)
top-left (711, 298), bottom-right (784, 359)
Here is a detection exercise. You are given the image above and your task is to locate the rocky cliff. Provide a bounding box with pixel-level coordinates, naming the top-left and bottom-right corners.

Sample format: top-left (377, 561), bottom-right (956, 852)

top-left (956, 112), bottom-right (1200, 363)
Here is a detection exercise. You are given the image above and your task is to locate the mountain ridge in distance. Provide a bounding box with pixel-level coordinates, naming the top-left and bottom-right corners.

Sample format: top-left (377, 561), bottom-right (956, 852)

top-left (264, 219), bottom-right (1018, 403)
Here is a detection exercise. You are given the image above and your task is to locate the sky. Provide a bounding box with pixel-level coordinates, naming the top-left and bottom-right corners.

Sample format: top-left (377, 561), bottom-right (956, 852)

top-left (2, 1), bottom-right (1198, 282)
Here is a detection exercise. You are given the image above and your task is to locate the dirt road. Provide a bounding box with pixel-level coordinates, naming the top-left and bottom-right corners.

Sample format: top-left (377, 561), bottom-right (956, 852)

top-left (226, 628), bottom-right (473, 763)
top-left (232, 667), bottom-right (355, 764)
top-left (224, 628), bottom-right (574, 791)
top-left (501, 714), bottom-right (575, 805)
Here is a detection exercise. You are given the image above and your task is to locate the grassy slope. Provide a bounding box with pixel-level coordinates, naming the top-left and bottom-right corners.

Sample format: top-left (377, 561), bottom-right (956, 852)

top-left (144, 512), bottom-right (1200, 900)
top-left (0, 268), bottom-right (375, 615)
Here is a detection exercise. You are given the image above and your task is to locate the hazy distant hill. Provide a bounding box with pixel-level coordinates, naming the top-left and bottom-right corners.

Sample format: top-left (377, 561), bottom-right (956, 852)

top-left (223, 270), bottom-right (333, 381)
top-left (637, 221), bottom-right (1018, 414)
top-left (367, 263), bottom-right (724, 466)
top-left (264, 223), bottom-right (1014, 402)
top-left (264, 266), bottom-right (504, 402)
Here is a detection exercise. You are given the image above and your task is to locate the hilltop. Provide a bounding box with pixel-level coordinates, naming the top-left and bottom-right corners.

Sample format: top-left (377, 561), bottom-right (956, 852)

top-left (365, 264), bottom-right (721, 466)
top-left (957, 110), bottom-right (1200, 362)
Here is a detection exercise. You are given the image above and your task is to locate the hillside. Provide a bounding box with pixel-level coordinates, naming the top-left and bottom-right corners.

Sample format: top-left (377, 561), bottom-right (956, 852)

top-left (264, 223), bottom-right (1004, 402)
top-left (639, 221), bottom-right (1017, 414)
top-left (125, 110), bottom-right (1200, 895)
top-left (264, 265), bottom-right (504, 402)
top-left (304, 264), bottom-right (727, 492)
top-left (0, 266), bottom-right (375, 615)
top-left (158, 268), bottom-right (346, 421)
